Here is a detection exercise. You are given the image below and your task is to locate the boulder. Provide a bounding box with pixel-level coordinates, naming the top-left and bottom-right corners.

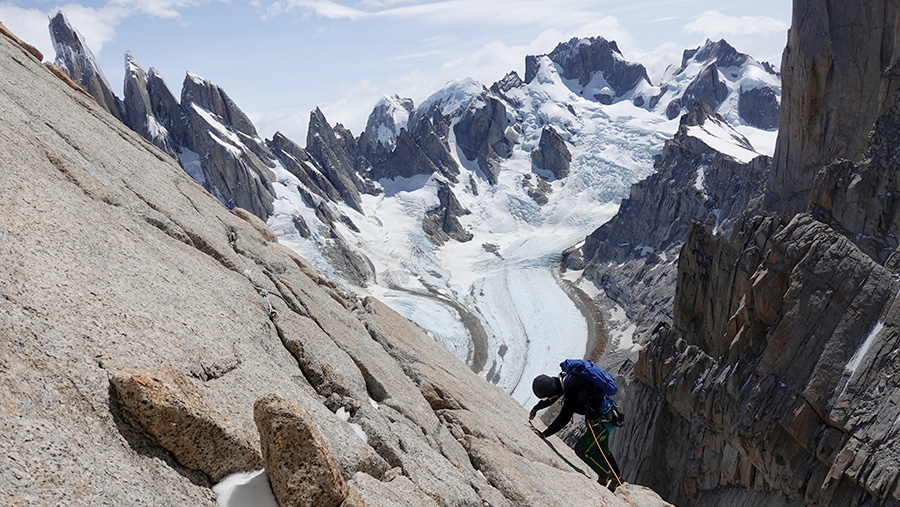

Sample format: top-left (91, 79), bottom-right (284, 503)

top-left (254, 394), bottom-right (348, 507)
top-left (110, 367), bottom-right (263, 482)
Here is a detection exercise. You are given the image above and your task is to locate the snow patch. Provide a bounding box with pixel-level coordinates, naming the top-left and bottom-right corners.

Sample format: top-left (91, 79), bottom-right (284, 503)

top-left (846, 321), bottom-right (883, 374)
top-left (214, 470), bottom-right (278, 507)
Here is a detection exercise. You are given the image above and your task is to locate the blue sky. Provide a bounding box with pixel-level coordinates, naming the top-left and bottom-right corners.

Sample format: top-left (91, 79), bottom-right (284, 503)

top-left (1, 1), bottom-right (790, 143)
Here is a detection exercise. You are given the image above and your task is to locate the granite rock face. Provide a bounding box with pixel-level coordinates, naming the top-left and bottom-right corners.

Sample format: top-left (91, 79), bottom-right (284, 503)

top-left (766, 0), bottom-right (900, 215)
top-left (0, 30), bottom-right (670, 507)
top-left (122, 51), bottom-right (177, 157)
top-left (254, 394), bottom-right (348, 507)
top-left (598, 2), bottom-right (900, 506)
top-left (306, 107), bottom-right (376, 214)
top-left (111, 366), bottom-right (264, 482)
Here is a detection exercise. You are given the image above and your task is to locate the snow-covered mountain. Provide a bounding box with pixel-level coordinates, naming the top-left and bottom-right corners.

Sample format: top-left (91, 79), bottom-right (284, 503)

top-left (50, 12), bottom-right (780, 405)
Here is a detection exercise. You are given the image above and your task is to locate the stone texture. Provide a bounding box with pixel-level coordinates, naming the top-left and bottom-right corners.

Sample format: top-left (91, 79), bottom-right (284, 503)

top-left (628, 214), bottom-right (900, 506)
top-left (110, 366), bottom-right (263, 482)
top-left (766, 0), bottom-right (900, 215)
top-left (254, 394), bottom-right (348, 507)
top-left (0, 20), bottom-right (671, 507)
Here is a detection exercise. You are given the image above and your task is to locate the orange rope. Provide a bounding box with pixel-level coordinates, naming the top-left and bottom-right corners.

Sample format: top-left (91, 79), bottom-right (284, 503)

top-left (588, 420), bottom-right (633, 507)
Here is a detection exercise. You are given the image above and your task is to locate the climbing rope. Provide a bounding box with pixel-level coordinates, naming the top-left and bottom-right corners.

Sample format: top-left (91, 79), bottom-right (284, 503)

top-left (588, 420), bottom-right (634, 507)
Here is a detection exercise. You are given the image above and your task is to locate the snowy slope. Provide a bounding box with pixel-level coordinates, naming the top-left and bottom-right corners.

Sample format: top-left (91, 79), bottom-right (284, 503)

top-left (267, 38), bottom-right (779, 406)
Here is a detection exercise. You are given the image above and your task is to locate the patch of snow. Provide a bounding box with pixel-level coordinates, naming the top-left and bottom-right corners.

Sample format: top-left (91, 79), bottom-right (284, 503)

top-left (214, 470), bottom-right (278, 507)
top-left (846, 321), bottom-right (883, 374)
top-left (336, 407), bottom-right (368, 443)
top-left (177, 148), bottom-right (205, 185)
top-left (686, 122), bottom-right (759, 163)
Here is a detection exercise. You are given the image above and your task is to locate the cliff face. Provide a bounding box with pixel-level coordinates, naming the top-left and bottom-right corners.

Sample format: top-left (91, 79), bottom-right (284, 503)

top-left (766, 0), bottom-right (900, 215)
top-left (0, 24), bottom-right (675, 507)
top-left (622, 1), bottom-right (900, 505)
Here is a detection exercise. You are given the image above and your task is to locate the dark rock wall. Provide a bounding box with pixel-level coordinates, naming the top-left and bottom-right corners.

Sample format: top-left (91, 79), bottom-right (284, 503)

top-left (766, 0), bottom-right (900, 215)
top-left (621, 1), bottom-right (900, 505)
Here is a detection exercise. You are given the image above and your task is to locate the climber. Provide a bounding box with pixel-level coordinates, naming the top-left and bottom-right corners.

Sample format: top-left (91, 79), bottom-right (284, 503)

top-left (529, 361), bottom-right (623, 491)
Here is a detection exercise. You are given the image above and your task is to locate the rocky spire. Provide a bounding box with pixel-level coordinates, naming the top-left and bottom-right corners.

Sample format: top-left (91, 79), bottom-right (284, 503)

top-left (48, 11), bottom-right (124, 122)
top-left (765, 0), bottom-right (900, 215)
top-left (122, 51), bottom-right (176, 157)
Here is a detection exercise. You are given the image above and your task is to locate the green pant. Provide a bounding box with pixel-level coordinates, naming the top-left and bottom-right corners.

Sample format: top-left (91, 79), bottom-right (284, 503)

top-left (574, 422), bottom-right (620, 483)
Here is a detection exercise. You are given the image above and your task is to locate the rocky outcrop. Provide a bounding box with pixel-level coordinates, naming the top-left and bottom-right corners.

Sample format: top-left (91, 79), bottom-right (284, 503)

top-left (3, 31), bottom-right (676, 505)
top-left (605, 3), bottom-right (900, 506)
top-left (807, 55), bottom-right (900, 266)
top-left (531, 125), bottom-right (571, 180)
top-left (49, 12), bottom-right (124, 122)
top-left (422, 180), bottom-right (472, 246)
top-left (527, 36), bottom-right (650, 100)
top-left (180, 73), bottom-right (277, 219)
top-left (364, 113), bottom-right (458, 182)
top-left (738, 86), bottom-right (780, 130)
top-left (676, 64), bottom-right (729, 116)
top-left (454, 93), bottom-right (517, 185)
top-left (359, 94), bottom-right (413, 152)
top-left (254, 394), bottom-right (348, 507)
top-left (766, 0), bottom-right (900, 215)
top-left (122, 51), bottom-right (177, 157)
top-left (627, 213), bottom-right (900, 506)
top-left (268, 131), bottom-right (343, 204)
top-left (306, 108), bottom-right (374, 213)
top-left (111, 367), bottom-right (264, 482)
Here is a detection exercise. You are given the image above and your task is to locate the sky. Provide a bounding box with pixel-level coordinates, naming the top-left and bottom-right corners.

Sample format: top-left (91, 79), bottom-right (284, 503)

top-left (0, 0), bottom-right (791, 145)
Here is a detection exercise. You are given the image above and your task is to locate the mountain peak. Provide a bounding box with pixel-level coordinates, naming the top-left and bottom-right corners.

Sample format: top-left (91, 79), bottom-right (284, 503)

top-left (525, 35), bottom-right (651, 100)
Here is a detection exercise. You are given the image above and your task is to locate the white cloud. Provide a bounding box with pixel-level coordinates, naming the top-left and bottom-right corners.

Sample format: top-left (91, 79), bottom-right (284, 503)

top-left (0, 0), bottom-right (222, 62)
top-left (683, 10), bottom-right (788, 38)
top-left (0, 4), bottom-right (55, 58)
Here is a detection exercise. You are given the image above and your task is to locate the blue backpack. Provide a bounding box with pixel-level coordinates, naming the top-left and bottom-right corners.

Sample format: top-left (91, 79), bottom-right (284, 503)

top-left (560, 359), bottom-right (624, 426)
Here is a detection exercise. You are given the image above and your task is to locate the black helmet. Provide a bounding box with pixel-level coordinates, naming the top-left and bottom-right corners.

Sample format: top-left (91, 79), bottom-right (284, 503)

top-left (532, 374), bottom-right (561, 398)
